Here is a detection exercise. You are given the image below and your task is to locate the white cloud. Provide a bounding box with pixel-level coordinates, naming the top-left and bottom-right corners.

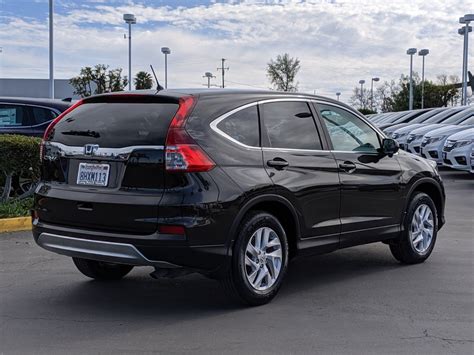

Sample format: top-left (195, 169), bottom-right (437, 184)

top-left (0, 0), bottom-right (473, 101)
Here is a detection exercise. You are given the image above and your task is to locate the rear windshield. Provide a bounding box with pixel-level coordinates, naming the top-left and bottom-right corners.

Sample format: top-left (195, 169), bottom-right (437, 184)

top-left (50, 102), bottom-right (179, 147)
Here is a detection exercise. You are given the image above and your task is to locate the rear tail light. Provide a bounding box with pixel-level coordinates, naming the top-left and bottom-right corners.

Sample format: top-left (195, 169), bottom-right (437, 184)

top-left (165, 96), bottom-right (215, 172)
top-left (41, 99), bottom-right (84, 159)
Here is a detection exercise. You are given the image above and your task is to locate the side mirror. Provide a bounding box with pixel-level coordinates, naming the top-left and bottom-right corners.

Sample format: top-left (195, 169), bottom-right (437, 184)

top-left (381, 138), bottom-right (399, 157)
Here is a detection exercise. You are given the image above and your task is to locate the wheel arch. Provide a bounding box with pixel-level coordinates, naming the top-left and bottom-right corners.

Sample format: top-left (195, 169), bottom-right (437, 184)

top-left (227, 194), bottom-right (301, 259)
top-left (405, 177), bottom-right (445, 229)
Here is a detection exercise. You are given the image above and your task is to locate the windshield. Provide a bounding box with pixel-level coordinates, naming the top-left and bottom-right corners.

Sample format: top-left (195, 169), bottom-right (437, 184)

top-left (410, 108), bottom-right (446, 123)
top-left (460, 116), bottom-right (474, 125)
top-left (442, 109), bottom-right (474, 124)
top-left (423, 108), bottom-right (463, 124)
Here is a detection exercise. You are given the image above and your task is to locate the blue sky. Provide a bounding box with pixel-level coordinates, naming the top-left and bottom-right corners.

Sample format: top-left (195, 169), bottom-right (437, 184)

top-left (1, 0), bottom-right (473, 100)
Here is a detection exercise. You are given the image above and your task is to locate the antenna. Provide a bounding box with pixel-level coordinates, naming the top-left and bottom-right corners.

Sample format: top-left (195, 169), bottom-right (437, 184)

top-left (150, 64), bottom-right (164, 91)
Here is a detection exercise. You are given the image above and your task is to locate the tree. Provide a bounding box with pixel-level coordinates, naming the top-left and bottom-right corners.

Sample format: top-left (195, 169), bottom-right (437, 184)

top-left (266, 53), bottom-right (300, 92)
top-left (70, 64), bottom-right (128, 97)
top-left (134, 71), bottom-right (154, 90)
top-left (351, 74), bottom-right (461, 112)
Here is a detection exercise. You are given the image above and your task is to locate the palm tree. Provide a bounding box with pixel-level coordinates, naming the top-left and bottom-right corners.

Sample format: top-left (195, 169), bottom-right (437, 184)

top-left (134, 71), bottom-right (154, 90)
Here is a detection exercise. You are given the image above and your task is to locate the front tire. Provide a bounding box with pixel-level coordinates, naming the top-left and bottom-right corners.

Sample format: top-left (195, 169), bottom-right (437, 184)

top-left (72, 257), bottom-right (134, 280)
top-left (221, 211), bottom-right (289, 306)
top-left (390, 192), bottom-right (438, 264)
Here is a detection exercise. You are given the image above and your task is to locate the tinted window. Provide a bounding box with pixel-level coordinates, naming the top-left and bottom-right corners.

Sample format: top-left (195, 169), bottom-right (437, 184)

top-left (216, 105), bottom-right (259, 146)
top-left (318, 104), bottom-right (380, 153)
top-left (262, 102), bottom-right (322, 150)
top-left (0, 105), bottom-right (28, 127)
top-left (31, 107), bottom-right (57, 124)
top-left (51, 102), bottom-right (179, 147)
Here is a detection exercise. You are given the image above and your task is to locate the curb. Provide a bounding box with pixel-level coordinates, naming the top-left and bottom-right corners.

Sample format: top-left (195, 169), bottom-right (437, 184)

top-left (0, 217), bottom-right (31, 233)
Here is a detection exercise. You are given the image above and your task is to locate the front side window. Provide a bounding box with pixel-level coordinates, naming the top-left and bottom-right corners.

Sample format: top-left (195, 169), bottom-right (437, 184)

top-left (261, 101), bottom-right (322, 150)
top-left (318, 104), bottom-right (380, 153)
top-left (216, 105), bottom-right (259, 146)
top-left (0, 105), bottom-right (28, 127)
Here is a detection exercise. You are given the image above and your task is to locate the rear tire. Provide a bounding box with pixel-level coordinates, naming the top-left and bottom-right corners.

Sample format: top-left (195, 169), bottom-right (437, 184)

top-left (389, 192), bottom-right (438, 264)
top-left (220, 211), bottom-right (288, 306)
top-left (72, 257), bottom-right (134, 280)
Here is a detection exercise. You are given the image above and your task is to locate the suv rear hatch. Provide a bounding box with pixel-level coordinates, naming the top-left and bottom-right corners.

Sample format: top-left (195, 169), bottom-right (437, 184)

top-left (38, 94), bottom-right (180, 234)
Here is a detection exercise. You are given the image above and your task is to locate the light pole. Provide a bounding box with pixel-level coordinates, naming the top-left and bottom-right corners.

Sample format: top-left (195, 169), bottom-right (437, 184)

top-left (370, 77), bottom-right (379, 111)
top-left (203, 72), bottom-right (215, 88)
top-left (418, 49), bottom-right (429, 109)
top-left (407, 48), bottom-right (417, 110)
top-left (459, 14), bottom-right (474, 105)
top-left (336, 92), bottom-right (341, 101)
top-left (161, 47), bottom-right (171, 89)
top-left (123, 14), bottom-right (136, 91)
top-left (49, 0), bottom-right (54, 98)
top-left (359, 80), bottom-right (365, 108)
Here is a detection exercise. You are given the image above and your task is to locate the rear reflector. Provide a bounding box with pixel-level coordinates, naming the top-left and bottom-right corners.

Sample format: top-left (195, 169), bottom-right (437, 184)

top-left (158, 225), bottom-right (186, 235)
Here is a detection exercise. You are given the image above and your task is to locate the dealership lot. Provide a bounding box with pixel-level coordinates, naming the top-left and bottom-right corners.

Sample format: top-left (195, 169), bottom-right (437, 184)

top-left (0, 169), bottom-right (472, 354)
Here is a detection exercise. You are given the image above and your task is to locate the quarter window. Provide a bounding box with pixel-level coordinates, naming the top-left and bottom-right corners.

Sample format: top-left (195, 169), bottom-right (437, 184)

top-left (261, 101), bottom-right (322, 150)
top-left (0, 105), bottom-right (28, 127)
top-left (216, 105), bottom-right (260, 147)
top-left (318, 104), bottom-right (380, 153)
top-left (31, 107), bottom-right (57, 124)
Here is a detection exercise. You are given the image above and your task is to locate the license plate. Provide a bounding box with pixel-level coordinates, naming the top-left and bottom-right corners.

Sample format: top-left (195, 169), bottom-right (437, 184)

top-left (442, 152), bottom-right (447, 160)
top-left (77, 163), bottom-right (110, 186)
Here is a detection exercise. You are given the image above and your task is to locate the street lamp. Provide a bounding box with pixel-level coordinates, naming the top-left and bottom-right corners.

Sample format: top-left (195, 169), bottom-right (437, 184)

top-left (336, 92), bottom-right (341, 101)
top-left (406, 48), bottom-right (417, 110)
top-left (161, 47), bottom-right (171, 89)
top-left (370, 77), bottom-right (379, 111)
top-left (203, 72), bottom-right (215, 88)
top-left (49, 0), bottom-right (54, 98)
top-left (359, 80), bottom-right (365, 108)
top-left (459, 14), bottom-right (474, 105)
top-left (418, 49), bottom-right (429, 109)
top-left (123, 13), bottom-right (136, 91)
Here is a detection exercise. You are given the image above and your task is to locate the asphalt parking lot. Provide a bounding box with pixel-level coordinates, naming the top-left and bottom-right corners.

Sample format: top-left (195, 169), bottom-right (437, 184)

top-left (0, 169), bottom-right (472, 354)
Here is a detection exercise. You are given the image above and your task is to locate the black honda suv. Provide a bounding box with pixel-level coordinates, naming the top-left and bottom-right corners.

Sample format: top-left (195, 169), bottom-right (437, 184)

top-left (33, 89), bottom-right (445, 305)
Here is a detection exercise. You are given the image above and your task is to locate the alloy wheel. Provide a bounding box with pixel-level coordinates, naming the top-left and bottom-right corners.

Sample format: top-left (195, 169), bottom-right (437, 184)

top-left (244, 227), bottom-right (283, 291)
top-left (410, 203), bottom-right (434, 254)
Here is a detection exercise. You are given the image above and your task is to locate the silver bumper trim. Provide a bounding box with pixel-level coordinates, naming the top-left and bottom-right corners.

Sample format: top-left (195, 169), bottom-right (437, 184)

top-left (37, 233), bottom-right (180, 268)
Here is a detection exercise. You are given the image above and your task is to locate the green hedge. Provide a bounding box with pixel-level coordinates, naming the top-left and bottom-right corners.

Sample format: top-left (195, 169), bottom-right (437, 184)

top-left (0, 135), bottom-right (41, 179)
top-left (0, 135), bottom-right (41, 206)
top-left (0, 197), bottom-right (33, 218)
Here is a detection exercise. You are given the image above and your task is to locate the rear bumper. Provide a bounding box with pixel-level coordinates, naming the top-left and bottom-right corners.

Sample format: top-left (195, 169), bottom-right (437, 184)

top-left (37, 233), bottom-right (180, 268)
top-left (32, 220), bottom-right (229, 274)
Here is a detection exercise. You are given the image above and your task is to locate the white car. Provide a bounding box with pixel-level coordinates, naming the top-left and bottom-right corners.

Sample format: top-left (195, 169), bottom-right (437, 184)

top-left (471, 146), bottom-right (474, 173)
top-left (442, 128), bottom-right (474, 172)
top-left (420, 115), bottom-right (474, 165)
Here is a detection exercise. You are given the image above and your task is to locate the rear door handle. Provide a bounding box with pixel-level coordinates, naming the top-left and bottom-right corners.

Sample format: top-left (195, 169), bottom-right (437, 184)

top-left (267, 158), bottom-right (289, 170)
top-left (339, 161), bottom-right (356, 173)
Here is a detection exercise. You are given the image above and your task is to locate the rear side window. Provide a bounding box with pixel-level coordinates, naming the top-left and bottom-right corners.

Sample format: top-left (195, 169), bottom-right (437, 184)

top-left (216, 105), bottom-right (259, 146)
top-left (0, 105), bottom-right (29, 127)
top-left (51, 102), bottom-right (179, 147)
top-left (261, 101), bottom-right (322, 150)
top-left (31, 107), bottom-right (57, 124)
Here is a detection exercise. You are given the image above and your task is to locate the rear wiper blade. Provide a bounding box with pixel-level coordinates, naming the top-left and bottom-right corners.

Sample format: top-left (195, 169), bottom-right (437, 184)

top-left (61, 130), bottom-right (101, 138)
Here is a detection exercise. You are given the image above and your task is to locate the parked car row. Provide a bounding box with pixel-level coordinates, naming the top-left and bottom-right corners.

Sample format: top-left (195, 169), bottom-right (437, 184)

top-left (368, 106), bottom-right (474, 173)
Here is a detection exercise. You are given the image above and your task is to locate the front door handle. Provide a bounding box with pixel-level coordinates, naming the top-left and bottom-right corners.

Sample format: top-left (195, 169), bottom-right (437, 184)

top-left (339, 161), bottom-right (356, 173)
top-left (267, 158), bottom-right (289, 170)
